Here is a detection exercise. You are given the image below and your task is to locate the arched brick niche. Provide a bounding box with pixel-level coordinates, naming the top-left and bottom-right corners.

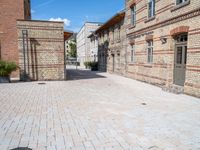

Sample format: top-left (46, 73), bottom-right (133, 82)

top-left (170, 26), bottom-right (190, 37)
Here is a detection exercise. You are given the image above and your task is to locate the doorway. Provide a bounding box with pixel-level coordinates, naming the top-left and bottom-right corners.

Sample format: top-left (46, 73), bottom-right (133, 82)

top-left (112, 54), bottom-right (115, 72)
top-left (174, 34), bottom-right (188, 86)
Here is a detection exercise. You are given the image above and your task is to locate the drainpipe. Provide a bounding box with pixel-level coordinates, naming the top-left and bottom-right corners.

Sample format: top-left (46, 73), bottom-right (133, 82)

top-left (22, 30), bottom-right (27, 80)
top-left (64, 37), bottom-right (67, 80)
top-left (0, 32), bottom-right (4, 60)
top-left (0, 40), bottom-right (1, 60)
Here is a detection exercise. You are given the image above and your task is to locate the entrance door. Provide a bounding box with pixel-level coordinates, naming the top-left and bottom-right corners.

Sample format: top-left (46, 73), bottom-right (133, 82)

top-left (112, 54), bottom-right (115, 72)
top-left (174, 45), bottom-right (187, 86)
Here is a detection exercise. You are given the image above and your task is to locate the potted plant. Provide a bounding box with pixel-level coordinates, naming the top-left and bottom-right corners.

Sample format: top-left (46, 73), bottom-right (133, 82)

top-left (0, 60), bottom-right (18, 83)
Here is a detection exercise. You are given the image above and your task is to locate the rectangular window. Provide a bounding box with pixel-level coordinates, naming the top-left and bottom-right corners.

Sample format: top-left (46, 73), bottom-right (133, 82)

top-left (107, 31), bottom-right (109, 41)
top-left (176, 0), bottom-right (188, 5)
top-left (176, 47), bottom-right (182, 64)
top-left (105, 31), bottom-right (108, 41)
top-left (148, 0), bottom-right (155, 18)
top-left (117, 27), bottom-right (120, 41)
top-left (184, 46), bottom-right (187, 64)
top-left (112, 28), bottom-right (115, 41)
top-left (131, 45), bottom-right (135, 62)
top-left (147, 40), bottom-right (153, 63)
top-left (131, 5), bottom-right (136, 26)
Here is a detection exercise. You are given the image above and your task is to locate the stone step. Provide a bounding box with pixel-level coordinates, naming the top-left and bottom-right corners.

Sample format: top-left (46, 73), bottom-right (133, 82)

top-left (162, 84), bottom-right (184, 94)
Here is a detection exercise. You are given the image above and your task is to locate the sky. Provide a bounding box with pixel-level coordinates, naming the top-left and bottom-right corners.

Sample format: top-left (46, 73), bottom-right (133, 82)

top-left (31, 0), bottom-right (125, 32)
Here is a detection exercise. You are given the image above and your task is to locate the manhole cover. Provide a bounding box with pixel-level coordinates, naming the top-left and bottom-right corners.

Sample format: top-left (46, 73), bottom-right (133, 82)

top-left (10, 148), bottom-right (32, 150)
top-left (38, 82), bottom-right (46, 85)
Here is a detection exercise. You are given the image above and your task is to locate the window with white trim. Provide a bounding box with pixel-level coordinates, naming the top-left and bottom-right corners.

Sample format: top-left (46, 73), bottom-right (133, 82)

top-left (148, 0), bottom-right (155, 18)
top-left (131, 5), bottom-right (136, 26)
top-left (147, 40), bottom-right (153, 63)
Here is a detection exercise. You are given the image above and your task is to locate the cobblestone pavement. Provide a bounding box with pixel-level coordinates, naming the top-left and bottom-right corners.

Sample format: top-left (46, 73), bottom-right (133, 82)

top-left (0, 69), bottom-right (200, 150)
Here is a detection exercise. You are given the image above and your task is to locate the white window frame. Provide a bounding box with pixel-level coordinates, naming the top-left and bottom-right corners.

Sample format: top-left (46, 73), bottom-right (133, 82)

top-left (131, 5), bottom-right (136, 26)
top-left (147, 40), bottom-right (153, 63)
top-left (148, 0), bottom-right (155, 18)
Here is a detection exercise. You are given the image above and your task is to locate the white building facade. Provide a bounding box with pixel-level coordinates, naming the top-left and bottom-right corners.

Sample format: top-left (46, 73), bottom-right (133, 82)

top-left (77, 22), bottom-right (102, 66)
top-left (89, 34), bottom-right (98, 62)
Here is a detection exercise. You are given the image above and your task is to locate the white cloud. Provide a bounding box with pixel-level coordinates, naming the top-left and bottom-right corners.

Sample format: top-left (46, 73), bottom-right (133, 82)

top-left (35, 0), bottom-right (56, 8)
top-left (49, 17), bottom-right (71, 27)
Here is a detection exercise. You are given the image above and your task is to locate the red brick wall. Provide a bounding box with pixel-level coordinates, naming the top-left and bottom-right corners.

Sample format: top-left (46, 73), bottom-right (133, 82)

top-left (0, 0), bottom-right (30, 78)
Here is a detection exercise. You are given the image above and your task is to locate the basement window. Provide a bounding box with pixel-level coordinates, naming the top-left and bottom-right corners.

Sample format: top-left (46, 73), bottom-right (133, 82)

top-left (171, 0), bottom-right (190, 11)
top-left (176, 0), bottom-right (188, 5)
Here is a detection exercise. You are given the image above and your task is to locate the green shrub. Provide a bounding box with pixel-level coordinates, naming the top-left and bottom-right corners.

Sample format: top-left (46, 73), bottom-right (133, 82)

top-left (90, 61), bottom-right (98, 68)
top-left (84, 61), bottom-right (90, 69)
top-left (90, 61), bottom-right (98, 71)
top-left (84, 61), bottom-right (98, 70)
top-left (0, 60), bottom-right (18, 77)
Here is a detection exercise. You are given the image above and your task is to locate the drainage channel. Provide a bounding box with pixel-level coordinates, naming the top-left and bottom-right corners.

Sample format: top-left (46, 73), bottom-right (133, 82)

top-left (10, 148), bottom-right (32, 150)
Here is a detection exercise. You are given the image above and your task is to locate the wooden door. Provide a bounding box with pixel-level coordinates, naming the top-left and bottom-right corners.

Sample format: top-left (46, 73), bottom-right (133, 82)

top-left (174, 45), bottom-right (187, 86)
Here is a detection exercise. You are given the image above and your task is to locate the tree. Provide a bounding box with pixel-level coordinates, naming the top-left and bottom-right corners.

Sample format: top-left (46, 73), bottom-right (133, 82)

top-left (68, 40), bottom-right (77, 58)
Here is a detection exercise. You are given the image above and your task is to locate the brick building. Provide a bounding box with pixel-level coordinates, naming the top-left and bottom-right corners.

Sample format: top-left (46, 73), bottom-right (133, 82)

top-left (17, 20), bottom-right (66, 81)
top-left (89, 11), bottom-right (126, 74)
top-left (89, 0), bottom-right (200, 97)
top-left (125, 0), bottom-right (200, 97)
top-left (0, 0), bottom-right (69, 81)
top-left (0, 0), bottom-right (31, 78)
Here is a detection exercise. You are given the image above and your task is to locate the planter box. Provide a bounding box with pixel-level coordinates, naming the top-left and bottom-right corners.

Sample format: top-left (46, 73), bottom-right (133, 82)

top-left (0, 76), bottom-right (10, 83)
top-left (91, 67), bottom-right (98, 71)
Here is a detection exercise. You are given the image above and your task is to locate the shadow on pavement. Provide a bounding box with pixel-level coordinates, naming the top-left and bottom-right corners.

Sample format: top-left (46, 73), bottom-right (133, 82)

top-left (66, 69), bottom-right (106, 81)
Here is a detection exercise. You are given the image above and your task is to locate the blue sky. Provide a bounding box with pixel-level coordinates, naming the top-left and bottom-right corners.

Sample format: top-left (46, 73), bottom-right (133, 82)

top-left (31, 0), bottom-right (125, 32)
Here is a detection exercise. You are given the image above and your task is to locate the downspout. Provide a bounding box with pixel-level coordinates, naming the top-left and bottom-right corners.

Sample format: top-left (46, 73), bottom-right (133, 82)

top-left (64, 36), bottom-right (67, 80)
top-left (22, 30), bottom-right (27, 80)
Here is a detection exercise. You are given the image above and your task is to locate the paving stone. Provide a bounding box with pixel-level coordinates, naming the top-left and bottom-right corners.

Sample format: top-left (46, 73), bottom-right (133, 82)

top-left (0, 69), bottom-right (200, 150)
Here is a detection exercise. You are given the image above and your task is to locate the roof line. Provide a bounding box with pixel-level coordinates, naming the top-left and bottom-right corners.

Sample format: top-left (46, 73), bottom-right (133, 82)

top-left (88, 9), bottom-right (125, 38)
top-left (17, 19), bottom-right (64, 23)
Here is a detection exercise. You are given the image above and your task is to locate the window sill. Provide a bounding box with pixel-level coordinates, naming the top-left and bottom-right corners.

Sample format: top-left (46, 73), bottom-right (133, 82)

top-left (128, 62), bottom-right (136, 65)
top-left (171, 0), bottom-right (190, 12)
top-left (145, 16), bottom-right (155, 23)
top-left (129, 25), bottom-right (136, 30)
top-left (116, 39), bottom-right (121, 43)
top-left (144, 64), bottom-right (153, 68)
